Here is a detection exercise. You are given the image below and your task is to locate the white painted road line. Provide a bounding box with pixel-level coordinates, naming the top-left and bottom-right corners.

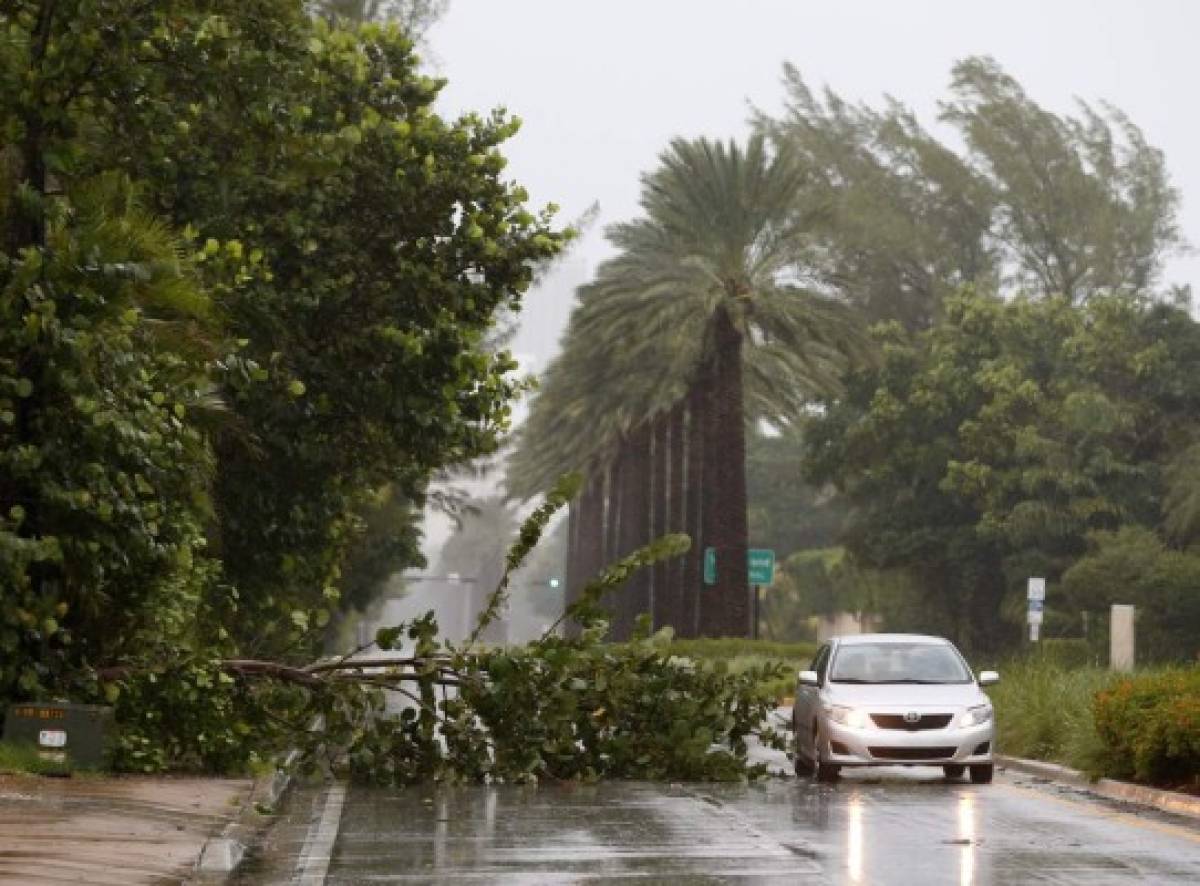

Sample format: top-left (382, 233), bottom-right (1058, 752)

top-left (293, 781), bottom-right (347, 886)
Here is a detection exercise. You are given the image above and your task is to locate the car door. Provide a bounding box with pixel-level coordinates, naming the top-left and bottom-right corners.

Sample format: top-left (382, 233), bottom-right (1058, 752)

top-left (795, 643), bottom-right (830, 756)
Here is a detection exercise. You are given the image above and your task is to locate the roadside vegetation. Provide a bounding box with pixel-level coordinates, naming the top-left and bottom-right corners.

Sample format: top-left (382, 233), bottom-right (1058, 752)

top-left (987, 657), bottom-right (1200, 794)
top-left (0, 0), bottom-right (563, 773)
top-left (987, 659), bottom-right (1114, 773)
top-left (0, 741), bottom-right (67, 776)
top-left (661, 639), bottom-right (817, 701)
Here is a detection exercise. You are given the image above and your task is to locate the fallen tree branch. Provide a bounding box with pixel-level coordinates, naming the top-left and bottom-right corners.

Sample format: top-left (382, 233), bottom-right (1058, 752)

top-left (222, 659), bottom-right (325, 687)
top-left (97, 657), bottom-right (466, 690)
top-left (304, 655), bottom-right (456, 674)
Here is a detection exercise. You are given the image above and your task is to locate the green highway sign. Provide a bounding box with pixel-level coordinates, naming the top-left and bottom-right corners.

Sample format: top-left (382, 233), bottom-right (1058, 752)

top-left (702, 547), bottom-right (775, 586)
top-left (748, 549), bottom-right (775, 585)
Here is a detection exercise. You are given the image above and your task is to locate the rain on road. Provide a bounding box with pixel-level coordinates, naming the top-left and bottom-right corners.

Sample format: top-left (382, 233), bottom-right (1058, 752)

top-left (231, 764), bottom-right (1200, 884)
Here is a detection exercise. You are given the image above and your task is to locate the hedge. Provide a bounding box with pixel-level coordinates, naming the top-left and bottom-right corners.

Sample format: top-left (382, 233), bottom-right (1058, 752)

top-left (1092, 667), bottom-right (1200, 789)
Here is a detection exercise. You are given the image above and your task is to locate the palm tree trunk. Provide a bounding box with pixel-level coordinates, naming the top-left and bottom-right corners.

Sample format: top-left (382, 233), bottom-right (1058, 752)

top-left (699, 305), bottom-right (750, 637)
top-left (612, 424), bottom-right (651, 640)
top-left (650, 413), bottom-right (669, 630)
top-left (667, 401), bottom-right (687, 632)
top-left (563, 490), bottom-right (580, 639)
top-left (566, 493), bottom-right (579, 588)
top-left (565, 468), bottom-right (604, 639)
top-left (682, 382), bottom-right (707, 638)
top-left (603, 456), bottom-right (620, 571)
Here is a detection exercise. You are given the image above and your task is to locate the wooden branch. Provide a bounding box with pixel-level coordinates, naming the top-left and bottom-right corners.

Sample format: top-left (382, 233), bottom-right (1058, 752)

top-left (222, 659), bottom-right (324, 687)
top-left (329, 672), bottom-right (462, 688)
top-left (94, 656), bottom-right (468, 690)
top-left (304, 655), bottom-right (455, 674)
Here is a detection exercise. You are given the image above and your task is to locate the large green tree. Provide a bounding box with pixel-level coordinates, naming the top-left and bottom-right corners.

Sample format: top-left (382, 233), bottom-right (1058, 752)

top-left (1, 0), bottom-right (562, 724)
top-left (805, 289), bottom-right (1200, 653)
top-left (83, 10), bottom-right (563, 656)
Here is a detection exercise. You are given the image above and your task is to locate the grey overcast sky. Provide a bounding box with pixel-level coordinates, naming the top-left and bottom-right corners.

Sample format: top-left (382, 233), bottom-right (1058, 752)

top-left (428, 0), bottom-right (1200, 372)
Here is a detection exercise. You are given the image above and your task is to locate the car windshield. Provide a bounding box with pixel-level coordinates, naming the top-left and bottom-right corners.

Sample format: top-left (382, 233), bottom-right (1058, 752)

top-left (830, 642), bottom-right (971, 684)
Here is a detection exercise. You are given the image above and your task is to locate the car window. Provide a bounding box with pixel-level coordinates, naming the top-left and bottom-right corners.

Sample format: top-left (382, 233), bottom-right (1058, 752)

top-left (829, 642), bottom-right (970, 684)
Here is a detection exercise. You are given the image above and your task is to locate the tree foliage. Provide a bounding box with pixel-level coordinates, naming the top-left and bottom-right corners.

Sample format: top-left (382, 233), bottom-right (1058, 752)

top-left (0, 0), bottom-right (564, 747)
top-left (805, 289), bottom-right (1200, 654)
top-left (760, 57), bottom-right (1184, 329)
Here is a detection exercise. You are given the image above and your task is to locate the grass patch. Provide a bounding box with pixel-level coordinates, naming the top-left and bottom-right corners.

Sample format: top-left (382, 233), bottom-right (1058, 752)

top-left (661, 638), bottom-right (818, 700)
top-left (0, 741), bottom-right (72, 776)
top-left (987, 658), bottom-right (1117, 775)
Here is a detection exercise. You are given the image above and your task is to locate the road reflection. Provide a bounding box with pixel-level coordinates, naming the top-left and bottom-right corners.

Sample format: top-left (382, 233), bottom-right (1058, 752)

top-left (839, 776), bottom-right (979, 885)
top-left (847, 793), bottom-right (865, 883)
top-left (959, 792), bottom-right (976, 886)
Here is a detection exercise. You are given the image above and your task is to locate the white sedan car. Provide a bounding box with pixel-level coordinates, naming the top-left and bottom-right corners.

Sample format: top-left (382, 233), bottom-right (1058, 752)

top-left (792, 634), bottom-right (998, 783)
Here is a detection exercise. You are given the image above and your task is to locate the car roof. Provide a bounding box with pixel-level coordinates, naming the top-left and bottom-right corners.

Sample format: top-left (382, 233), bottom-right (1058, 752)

top-left (831, 633), bottom-right (951, 646)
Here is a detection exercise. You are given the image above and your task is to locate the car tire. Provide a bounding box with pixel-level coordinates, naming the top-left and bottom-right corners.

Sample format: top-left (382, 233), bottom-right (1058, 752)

top-left (969, 764), bottom-right (994, 784)
top-left (943, 765), bottom-right (965, 779)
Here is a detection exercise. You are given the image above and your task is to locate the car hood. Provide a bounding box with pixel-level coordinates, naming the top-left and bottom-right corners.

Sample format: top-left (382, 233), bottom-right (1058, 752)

top-left (823, 682), bottom-right (988, 709)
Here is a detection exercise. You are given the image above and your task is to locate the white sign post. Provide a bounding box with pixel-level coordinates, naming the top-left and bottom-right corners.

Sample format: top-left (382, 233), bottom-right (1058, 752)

top-left (1027, 578), bottom-right (1046, 642)
top-left (1110, 604), bottom-right (1135, 671)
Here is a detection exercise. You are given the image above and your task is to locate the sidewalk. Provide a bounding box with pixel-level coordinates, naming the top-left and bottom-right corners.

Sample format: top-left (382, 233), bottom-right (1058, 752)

top-left (0, 771), bottom-right (253, 885)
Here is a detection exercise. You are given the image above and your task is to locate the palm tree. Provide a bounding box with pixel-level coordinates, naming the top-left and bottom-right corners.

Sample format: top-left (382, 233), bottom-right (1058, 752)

top-left (509, 135), bottom-right (870, 637)
top-left (583, 136), bottom-right (867, 634)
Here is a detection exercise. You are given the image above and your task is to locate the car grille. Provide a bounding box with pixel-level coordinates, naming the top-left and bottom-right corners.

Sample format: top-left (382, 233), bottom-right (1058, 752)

top-left (868, 746), bottom-right (957, 761)
top-left (870, 713), bottom-right (953, 731)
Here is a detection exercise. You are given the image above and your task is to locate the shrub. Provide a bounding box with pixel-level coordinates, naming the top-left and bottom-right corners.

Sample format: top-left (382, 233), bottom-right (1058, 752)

top-left (1092, 667), bottom-right (1200, 788)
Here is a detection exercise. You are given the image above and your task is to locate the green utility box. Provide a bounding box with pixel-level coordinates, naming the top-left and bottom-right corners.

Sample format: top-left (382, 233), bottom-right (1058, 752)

top-left (3, 702), bottom-right (114, 771)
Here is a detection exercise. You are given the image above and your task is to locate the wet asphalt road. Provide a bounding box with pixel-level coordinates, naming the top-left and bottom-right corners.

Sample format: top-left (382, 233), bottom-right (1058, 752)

top-left (234, 763), bottom-right (1200, 885)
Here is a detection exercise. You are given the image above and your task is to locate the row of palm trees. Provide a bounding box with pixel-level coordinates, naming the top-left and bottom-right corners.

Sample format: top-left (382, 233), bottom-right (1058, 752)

top-left (507, 135), bottom-right (870, 639)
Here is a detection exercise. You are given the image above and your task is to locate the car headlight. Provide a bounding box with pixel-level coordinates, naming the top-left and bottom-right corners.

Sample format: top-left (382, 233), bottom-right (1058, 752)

top-left (825, 705), bottom-right (870, 729)
top-left (960, 704), bottom-right (993, 727)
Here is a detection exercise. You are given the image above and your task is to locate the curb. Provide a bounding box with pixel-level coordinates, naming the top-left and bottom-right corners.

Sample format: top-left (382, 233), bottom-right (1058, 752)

top-left (997, 754), bottom-right (1200, 821)
top-left (192, 748), bottom-right (300, 882)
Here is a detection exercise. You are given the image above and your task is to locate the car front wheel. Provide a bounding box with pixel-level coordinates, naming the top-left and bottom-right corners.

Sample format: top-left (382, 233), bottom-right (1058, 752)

top-left (943, 764), bottom-right (965, 779)
top-left (793, 752), bottom-right (812, 777)
top-left (969, 764), bottom-right (994, 784)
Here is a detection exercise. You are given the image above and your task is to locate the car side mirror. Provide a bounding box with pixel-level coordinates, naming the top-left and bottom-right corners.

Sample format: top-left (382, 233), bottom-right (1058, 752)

top-left (798, 670), bottom-right (819, 687)
top-left (979, 670), bottom-right (999, 686)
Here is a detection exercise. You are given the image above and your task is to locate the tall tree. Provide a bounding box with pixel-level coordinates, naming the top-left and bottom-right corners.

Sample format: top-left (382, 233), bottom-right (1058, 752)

top-left (762, 57), bottom-right (1183, 327)
top-left (89, 10), bottom-right (563, 656)
top-left (509, 136), bottom-right (868, 637)
top-left (1, 0), bottom-right (563, 698)
top-left (805, 289), bottom-right (1200, 653)
top-left (942, 57), bottom-right (1182, 302)
top-left (759, 65), bottom-right (998, 331)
